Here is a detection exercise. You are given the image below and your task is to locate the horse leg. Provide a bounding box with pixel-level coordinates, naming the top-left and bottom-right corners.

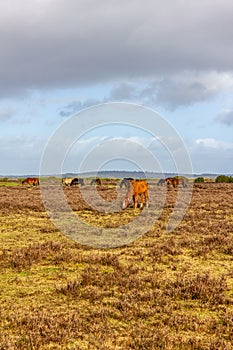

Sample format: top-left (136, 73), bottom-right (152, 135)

top-left (139, 194), bottom-right (144, 208)
top-left (145, 190), bottom-right (149, 207)
top-left (134, 194), bottom-right (138, 209)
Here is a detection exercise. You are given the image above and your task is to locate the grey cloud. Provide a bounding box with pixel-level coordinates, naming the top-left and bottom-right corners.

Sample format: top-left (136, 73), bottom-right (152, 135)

top-left (216, 110), bottom-right (233, 126)
top-left (59, 77), bottom-right (219, 114)
top-left (59, 101), bottom-right (83, 117)
top-left (153, 80), bottom-right (214, 110)
top-left (59, 98), bottom-right (102, 117)
top-left (0, 109), bottom-right (16, 122)
top-left (1, 0), bottom-right (233, 97)
top-left (109, 83), bottom-right (136, 100)
top-left (109, 78), bottom-right (219, 110)
top-left (59, 83), bottom-right (137, 117)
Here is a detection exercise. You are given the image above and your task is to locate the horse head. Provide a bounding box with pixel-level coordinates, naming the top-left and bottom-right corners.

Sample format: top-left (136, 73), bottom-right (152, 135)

top-left (122, 197), bottom-right (131, 210)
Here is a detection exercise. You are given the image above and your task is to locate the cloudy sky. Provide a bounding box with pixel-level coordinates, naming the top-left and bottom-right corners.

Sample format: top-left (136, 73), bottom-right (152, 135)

top-left (0, 0), bottom-right (233, 175)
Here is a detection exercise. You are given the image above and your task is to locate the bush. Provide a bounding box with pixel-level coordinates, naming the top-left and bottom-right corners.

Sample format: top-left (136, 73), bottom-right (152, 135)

top-left (194, 177), bottom-right (205, 183)
top-left (215, 175), bottom-right (233, 183)
top-left (0, 177), bottom-right (8, 182)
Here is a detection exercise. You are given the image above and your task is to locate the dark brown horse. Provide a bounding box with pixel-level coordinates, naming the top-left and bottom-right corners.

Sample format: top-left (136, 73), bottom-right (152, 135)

top-left (90, 178), bottom-right (101, 186)
top-left (119, 177), bottom-right (134, 189)
top-left (22, 177), bottom-right (39, 186)
top-left (70, 178), bottom-right (85, 186)
top-left (157, 178), bottom-right (166, 186)
top-left (166, 177), bottom-right (187, 188)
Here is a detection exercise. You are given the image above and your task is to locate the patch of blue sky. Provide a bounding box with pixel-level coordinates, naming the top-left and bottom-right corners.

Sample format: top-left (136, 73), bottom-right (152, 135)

top-left (163, 94), bottom-right (233, 143)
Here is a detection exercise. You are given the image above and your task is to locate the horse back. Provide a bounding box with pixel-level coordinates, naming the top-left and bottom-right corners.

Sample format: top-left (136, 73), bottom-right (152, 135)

top-left (22, 177), bottom-right (39, 185)
top-left (131, 180), bottom-right (148, 195)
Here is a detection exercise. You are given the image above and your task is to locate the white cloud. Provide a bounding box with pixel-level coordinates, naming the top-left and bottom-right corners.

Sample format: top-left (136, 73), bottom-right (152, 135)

top-left (186, 137), bottom-right (233, 173)
top-left (61, 135), bottom-right (189, 174)
top-left (195, 138), bottom-right (233, 150)
top-left (0, 134), bottom-right (46, 174)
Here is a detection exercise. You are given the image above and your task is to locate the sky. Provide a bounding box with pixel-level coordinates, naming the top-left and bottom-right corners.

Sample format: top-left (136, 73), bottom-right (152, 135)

top-left (0, 0), bottom-right (233, 175)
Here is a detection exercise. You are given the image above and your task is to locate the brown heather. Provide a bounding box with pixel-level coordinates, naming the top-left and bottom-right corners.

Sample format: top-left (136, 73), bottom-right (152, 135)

top-left (0, 181), bottom-right (232, 349)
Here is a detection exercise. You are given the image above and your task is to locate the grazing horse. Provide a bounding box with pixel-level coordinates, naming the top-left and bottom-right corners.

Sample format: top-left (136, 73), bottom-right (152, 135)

top-left (122, 179), bottom-right (149, 209)
top-left (70, 178), bottom-right (85, 186)
top-left (166, 177), bottom-right (187, 188)
top-left (165, 177), bottom-right (175, 188)
top-left (157, 178), bottom-right (166, 186)
top-left (62, 178), bottom-right (74, 186)
top-left (119, 177), bottom-right (134, 189)
top-left (177, 177), bottom-right (188, 187)
top-left (90, 178), bottom-right (101, 186)
top-left (22, 177), bottom-right (39, 186)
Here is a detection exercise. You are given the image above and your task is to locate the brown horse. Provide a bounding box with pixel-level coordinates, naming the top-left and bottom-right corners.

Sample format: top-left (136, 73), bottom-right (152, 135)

top-left (122, 179), bottom-right (149, 209)
top-left (165, 177), bottom-right (174, 187)
top-left (166, 177), bottom-right (187, 188)
top-left (22, 177), bottom-right (39, 186)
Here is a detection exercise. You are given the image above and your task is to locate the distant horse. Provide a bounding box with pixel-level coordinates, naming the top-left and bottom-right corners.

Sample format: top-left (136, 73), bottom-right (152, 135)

top-left (70, 178), bottom-right (85, 186)
top-left (119, 177), bottom-right (134, 189)
top-left (166, 177), bottom-right (187, 188)
top-left (62, 178), bottom-right (74, 186)
top-left (90, 178), bottom-right (101, 186)
top-left (177, 177), bottom-right (188, 187)
top-left (165, 177), bottom-right (175, 188)
top-left (157, 178), bottom-right (166, 186)
top-left (22, 177), bottom-right (39, 186)
top-left (122, 179), bottom-right (149, 209)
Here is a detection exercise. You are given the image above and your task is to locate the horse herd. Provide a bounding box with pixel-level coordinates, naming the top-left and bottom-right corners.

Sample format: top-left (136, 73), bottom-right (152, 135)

top-left (21, 176), bottom-right (188, 210)
top-left (21, 177), bottom-right (94, 187)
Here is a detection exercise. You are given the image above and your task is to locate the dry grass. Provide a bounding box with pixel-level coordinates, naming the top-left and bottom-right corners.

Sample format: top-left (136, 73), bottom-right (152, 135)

top-left (0, 182), bottom-right (232, 349)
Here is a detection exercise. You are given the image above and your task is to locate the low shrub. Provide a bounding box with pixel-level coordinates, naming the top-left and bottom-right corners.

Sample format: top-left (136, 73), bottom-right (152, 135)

top-left (215, 175), bottom-right (233, 183)
top-left (194, 177), bottom-right (205, 183)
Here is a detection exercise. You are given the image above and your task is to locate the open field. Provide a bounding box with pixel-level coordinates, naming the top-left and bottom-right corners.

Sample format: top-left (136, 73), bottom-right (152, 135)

top-left (0, 181), bottom-right (233, 349)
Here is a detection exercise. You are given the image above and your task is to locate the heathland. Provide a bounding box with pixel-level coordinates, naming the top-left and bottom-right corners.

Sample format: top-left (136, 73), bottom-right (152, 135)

top-left (0, 179), bottom-right (232, 349)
